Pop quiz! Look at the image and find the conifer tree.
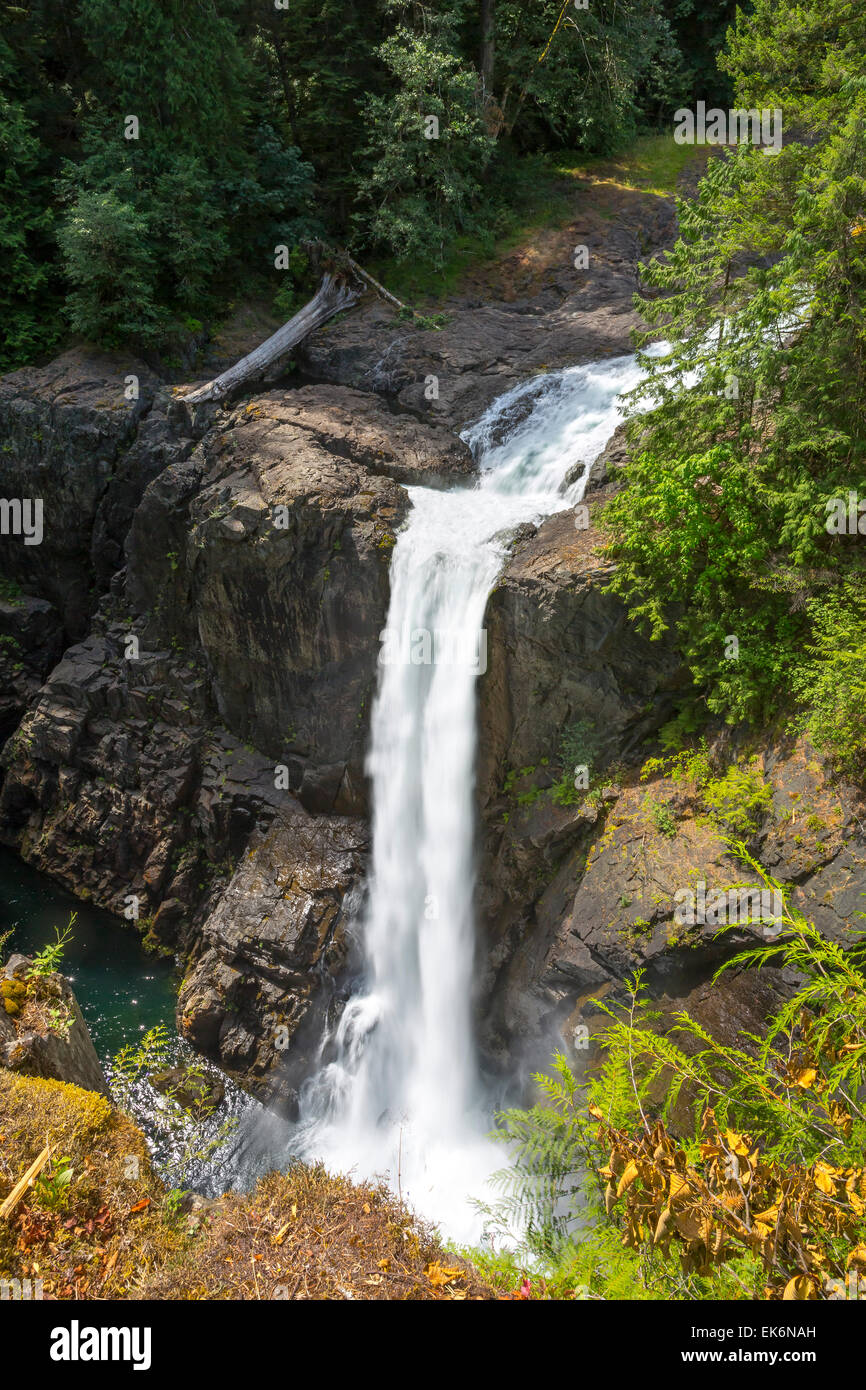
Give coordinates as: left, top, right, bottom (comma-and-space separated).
602, 0, 866, 733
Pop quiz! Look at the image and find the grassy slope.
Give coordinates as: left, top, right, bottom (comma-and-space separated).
0, 1070, 494, 1301
367, 135, 704, 307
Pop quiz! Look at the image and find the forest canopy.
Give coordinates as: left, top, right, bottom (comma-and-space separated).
0, 0, 737, 367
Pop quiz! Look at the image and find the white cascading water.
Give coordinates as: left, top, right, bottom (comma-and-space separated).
293, 348, 666, 1242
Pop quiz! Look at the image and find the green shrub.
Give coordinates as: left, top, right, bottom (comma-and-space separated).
58, 186, 169, 348
27, 918, 75, 979
792, 579, 866, 779
702, 759, 772, 838
478, 859, 866, 1300
650, 800, 677, 838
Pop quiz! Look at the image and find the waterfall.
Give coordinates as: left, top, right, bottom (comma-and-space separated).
293, 350, 660, 1242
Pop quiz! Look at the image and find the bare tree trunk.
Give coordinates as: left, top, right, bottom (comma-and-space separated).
480, 0, 495, 99
179, 273, 359, 406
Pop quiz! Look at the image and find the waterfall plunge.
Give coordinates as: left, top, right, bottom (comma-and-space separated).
293, 351, 661, 1242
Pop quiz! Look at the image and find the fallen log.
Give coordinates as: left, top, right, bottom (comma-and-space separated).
179, 271, 359, 406
0, 1144, 51, 1220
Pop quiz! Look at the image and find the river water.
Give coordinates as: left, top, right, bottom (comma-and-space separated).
0, 846, 176, 1056
0, 847, 259, 1192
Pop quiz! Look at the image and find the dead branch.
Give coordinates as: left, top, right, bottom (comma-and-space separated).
179, 271, 359, 406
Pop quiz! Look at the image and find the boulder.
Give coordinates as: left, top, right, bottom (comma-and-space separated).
245, 383, 476, 487
149, 1065, 225, 1113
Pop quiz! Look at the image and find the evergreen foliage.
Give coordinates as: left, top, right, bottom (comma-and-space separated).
354, 8, 495, 268
600, 0, 866, 758
0, 0, 745, 365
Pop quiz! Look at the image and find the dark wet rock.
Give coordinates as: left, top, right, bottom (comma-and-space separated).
0, 954, 109, 1096
0, 594, 64, 742
565, 419, 630, 493
0, 626, 286, 936
177, 806, 368, 1108
0, 350, 168, 638
492, 521, 538, 554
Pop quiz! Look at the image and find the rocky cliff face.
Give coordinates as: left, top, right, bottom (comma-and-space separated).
0, 361, 476, 1095
0, 594, 64, 744
3, 171, 863, 1109
126, 388, 421, 812
473, 496, 685, 1073
475, 523, 866, 1081
0, 351, 170, 638
177, 807, 368, 1111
